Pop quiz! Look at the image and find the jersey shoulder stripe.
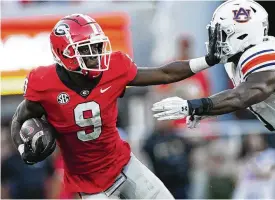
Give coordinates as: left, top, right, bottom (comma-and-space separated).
243, 62, 275, 80
240, 49, 274, 67
241, 49, 275, 75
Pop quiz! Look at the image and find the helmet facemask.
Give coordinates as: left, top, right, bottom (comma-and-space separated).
63, 35, 112, 73
206, 22, 236, 64
216, 23, 235, 63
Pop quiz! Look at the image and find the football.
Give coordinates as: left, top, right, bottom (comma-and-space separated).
20, 118, 57, 154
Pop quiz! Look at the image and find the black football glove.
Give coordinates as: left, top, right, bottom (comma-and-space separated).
205, 23, 221, 66
20, 137, 45, 165
20, 137, 56, 165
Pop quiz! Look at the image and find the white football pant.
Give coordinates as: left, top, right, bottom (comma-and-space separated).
80, 153, 174, 199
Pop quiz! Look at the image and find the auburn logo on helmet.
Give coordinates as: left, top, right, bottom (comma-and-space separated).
233, 7, 251, 23
54, 23, 70, 36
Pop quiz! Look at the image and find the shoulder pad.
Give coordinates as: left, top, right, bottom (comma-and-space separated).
238, 41, 275, 78
27, 64, 56, 92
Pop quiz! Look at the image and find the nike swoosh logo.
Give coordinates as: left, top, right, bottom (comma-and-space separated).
100, 86, 111, 93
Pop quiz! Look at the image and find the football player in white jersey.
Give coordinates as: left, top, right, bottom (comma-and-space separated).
152, 0, 275, 131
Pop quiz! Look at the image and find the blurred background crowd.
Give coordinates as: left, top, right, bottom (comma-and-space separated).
1, 0, 275, 199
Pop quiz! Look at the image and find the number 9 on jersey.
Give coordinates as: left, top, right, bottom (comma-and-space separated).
74, 101, 102, 141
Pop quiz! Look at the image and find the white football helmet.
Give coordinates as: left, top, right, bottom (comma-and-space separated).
207, 0, 269, 63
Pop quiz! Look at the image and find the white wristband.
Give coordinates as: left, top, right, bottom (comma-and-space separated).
18, 144, 25, 155
189, 57, 210, 73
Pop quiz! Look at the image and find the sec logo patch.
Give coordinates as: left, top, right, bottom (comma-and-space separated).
57, 92, 70, 104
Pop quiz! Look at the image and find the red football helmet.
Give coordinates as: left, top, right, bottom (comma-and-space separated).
50, 14, 112, 76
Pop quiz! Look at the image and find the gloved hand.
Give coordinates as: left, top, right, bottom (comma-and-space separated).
18, 137, 46, 165
152, 97, 190, 120
205, 23, 221, 66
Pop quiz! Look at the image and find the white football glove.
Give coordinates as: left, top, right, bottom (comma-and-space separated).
152, 97, 190, 121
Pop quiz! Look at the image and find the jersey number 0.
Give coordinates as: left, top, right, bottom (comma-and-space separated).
74, 101, 102, 141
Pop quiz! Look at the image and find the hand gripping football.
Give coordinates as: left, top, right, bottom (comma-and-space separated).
20, 118, 56, 154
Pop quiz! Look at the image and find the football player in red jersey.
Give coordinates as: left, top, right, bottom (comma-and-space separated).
11, 14, 220, 199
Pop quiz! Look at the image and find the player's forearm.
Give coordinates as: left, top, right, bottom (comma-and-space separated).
129, 57, 211, 86
204, 83, 271, 115
10, 100, 44, 149
128, 61, 194, 86
162, 57, 211, 83
11, 115, 24, 148
159, 60, 194, 83
189, 71, 275, 116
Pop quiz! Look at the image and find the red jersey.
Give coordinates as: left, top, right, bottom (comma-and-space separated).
23, 51, 137, 193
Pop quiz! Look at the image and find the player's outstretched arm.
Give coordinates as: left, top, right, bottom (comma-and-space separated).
11, 100, 45, 149
152, 71, 275, 121
128, 60, 195, 86
128, 24, 220, 86
128, 56, 217, 86
203, 71, 275, 115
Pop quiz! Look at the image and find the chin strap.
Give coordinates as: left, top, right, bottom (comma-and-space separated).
66, 65, 102, 79
81, 69, 102, 79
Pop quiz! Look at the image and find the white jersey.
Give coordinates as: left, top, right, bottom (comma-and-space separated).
224, 37, 275, 130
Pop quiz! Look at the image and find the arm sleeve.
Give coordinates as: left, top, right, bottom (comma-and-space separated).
23, 70, 41, 102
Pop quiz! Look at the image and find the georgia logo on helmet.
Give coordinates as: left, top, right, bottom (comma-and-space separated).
54, 23, 70, 36
206, 0, 268, 63
50, 14, 112, 77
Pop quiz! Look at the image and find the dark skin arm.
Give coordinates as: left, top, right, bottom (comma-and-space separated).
206, 71, 275, 115
127, 24, 220, 87
11, 99, 45, 148
128, 60, 194, 86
